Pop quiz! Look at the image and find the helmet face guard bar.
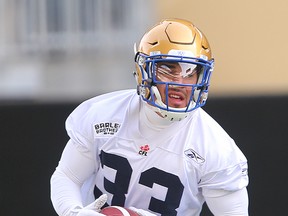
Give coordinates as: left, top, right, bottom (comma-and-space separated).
136, 53, 214, 113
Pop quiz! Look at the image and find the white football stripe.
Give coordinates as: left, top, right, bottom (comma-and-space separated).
113, 206, 131, 216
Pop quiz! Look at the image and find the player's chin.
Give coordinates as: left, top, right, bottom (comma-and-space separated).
167, 100, 187, 108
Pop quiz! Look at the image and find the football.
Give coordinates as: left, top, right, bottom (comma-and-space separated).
100, 206, 139, 216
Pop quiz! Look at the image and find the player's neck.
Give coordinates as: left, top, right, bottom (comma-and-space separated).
141, 102, 173, 128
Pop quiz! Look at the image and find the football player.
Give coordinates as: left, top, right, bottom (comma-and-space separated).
51, 18, 249, 216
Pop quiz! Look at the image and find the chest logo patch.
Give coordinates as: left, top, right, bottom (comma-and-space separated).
184, 149, 205, 164
94, 122, 121, 135
138, 144, 150, 156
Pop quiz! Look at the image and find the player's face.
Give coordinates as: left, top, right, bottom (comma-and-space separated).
155, 61, 198, 108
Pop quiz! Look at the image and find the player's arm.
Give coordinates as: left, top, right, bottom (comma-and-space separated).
204, 187, 249, 216
50, 139, 100, 216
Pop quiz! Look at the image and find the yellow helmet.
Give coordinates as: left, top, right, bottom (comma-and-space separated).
134, 18, 214, 121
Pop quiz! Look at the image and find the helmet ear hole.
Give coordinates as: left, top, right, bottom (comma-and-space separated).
200, 92, 208, 104
133, 70, 140, 92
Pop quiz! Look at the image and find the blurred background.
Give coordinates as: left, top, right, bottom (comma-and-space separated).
1, 0, 287, 215
1, 0, 288, 101
0, 0, 154, 101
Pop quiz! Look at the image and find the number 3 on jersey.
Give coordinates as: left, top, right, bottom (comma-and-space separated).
98, 151, 184, 215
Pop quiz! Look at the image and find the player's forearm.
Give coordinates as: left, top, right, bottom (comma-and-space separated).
50, 168, 83, 216
50, 140, 97, 216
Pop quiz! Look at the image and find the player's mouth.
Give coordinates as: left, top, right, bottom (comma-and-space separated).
168, 92, 186, 107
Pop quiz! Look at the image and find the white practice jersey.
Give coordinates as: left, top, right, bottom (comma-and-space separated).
64, 89, 248, 216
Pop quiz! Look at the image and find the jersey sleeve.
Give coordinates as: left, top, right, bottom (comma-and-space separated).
65, 89, 136, 151
65, 99, 96, 151
193, 110, 249, 194
200, 159, 248, 194
198, 137, 249, 195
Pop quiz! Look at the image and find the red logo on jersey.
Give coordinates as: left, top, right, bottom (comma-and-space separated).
139, 144, 150, 156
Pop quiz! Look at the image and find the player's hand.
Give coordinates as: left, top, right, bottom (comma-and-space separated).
75, 194, 107, 216
129, 207, 157, 216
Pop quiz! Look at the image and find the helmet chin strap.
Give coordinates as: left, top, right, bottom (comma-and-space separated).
150, 86, 195, 121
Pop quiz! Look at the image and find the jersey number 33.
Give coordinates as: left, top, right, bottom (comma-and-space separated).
94, 150, 184, 215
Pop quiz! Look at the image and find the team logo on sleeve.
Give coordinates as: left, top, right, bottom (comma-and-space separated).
94, 122, 121, 135
184, 149, 205, 164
